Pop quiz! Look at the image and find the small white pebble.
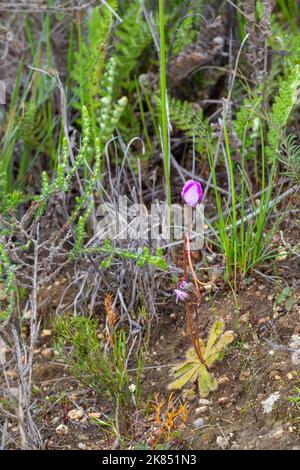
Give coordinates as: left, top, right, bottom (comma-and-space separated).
88, 412, 101, 419
196, 406, 208, 414
41, 348, 53, 359
193, 418, 204, 429
216, 436, 229, 449
198, 399, 210, 406
68, 408, 84, 420
273, 429, 284, 440
41, 329, 52, 338
56, 424, 69, 435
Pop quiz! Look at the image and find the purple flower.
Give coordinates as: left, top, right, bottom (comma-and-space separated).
179, 279, 188, 289
174, 288, 189, 302
181, 180, 203, 206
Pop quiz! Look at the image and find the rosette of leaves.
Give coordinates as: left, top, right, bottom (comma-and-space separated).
168, 320, 234, 397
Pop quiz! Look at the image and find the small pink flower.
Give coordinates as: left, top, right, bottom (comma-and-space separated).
181, 180, 203, 206
174, 288, 189, 302
179, 279, 188, 289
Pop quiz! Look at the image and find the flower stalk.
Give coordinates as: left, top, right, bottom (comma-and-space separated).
179, 180, 205, 364
183, 233, 205, 364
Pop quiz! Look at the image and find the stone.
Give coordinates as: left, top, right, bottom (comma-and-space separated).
88, 412, 101, 419
269, 370, 280, 379
23, 310, 32, 320
41, 329, 52, 338
195, 406, 208, 414
240, 313, 250, 323
294, 325, 300, 335
273, 429, 284, 440
218, 375, 229, 385
182, 388, 196, 401
0, 338, 8, 364
261, 392, 280, 414
290, 335, 300, 365
216, 436, 229, 449
193, 418, 205, 429
198, 399, 210, 406
78, 442, 86, 449
41, 348, 53, 359
258, 316, 270, 324
56, 424, 69, 435
218, 396, 229, 406
68, 408, 84, 420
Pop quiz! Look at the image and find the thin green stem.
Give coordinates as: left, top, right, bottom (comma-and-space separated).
159, 0, 171, 208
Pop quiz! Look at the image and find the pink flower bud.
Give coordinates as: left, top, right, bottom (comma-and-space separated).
181, 180, 203, 206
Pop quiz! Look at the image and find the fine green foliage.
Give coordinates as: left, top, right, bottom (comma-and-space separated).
167, 97, 209, 152
0, 244, 16, 322
17, 102, 38, 144
107, 2, 152, 141
98, 59, 128, 146
278, 133, 300, 184
82, 240, 169, 270
36, 105, 91, 219
266, 64, 300, 162
233, 94, 261, 161
54, 315, 136, 409
69, 202, 94, 261
71, 4, 115, 111
0, 188, 23, 215
208, 109, 280, 285
168, 320, 234, 397
170, 8, 199, 57
0, 14, 59, 197
71, 3, 128, 153
289, 382, 300, 411
100, 242, 168, 270
0, 60, 23, 197
274, 286, 297, 313
277, 0, 299, 31
0, 106, 95, 322
114, 2, 151, 90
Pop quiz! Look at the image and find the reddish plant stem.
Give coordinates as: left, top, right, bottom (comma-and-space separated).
186, 303, 202, 362
183, 235, 188, 280
183, 234, 205, 364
